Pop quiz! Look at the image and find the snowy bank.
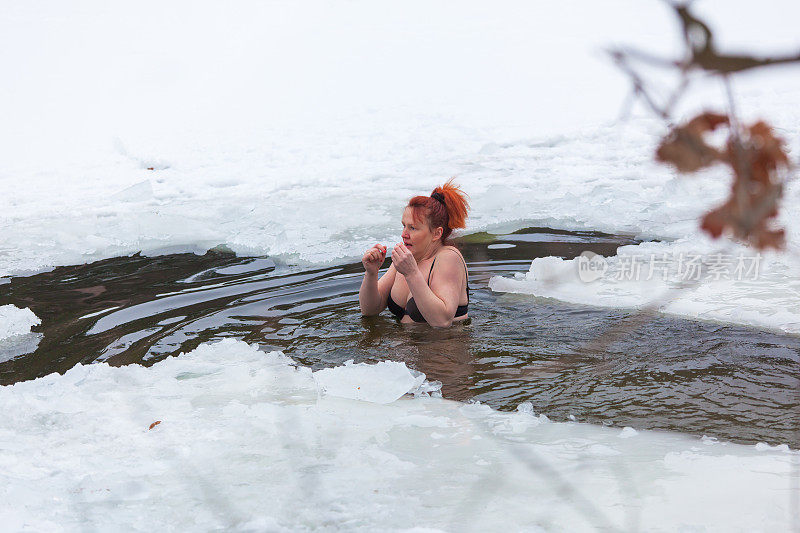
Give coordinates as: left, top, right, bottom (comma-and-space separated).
0, 340, 797, 531
0, 339, 796, 531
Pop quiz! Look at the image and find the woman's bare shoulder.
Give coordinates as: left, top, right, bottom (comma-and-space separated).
432, 247, 467, 275
437, 246, 466, 264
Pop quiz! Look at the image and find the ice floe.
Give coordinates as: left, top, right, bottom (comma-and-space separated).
0, 304, 40, 341
490, 237, 800, 335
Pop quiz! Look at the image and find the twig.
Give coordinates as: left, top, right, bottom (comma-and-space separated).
609, 50, 672, 122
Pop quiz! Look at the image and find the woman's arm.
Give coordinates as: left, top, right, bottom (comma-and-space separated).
359, 266, 396, 316
395, 246, 463, 327
359, 244, 395, 316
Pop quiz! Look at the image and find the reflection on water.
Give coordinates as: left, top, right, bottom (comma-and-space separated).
1, 227, 799, 446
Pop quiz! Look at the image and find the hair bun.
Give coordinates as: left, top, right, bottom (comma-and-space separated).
431, 191, 445, 204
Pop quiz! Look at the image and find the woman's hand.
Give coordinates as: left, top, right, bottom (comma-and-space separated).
391, 243, 418, 276
362, 244, 387, 275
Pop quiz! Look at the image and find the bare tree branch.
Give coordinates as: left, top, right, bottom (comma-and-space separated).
674, 4, 800, 75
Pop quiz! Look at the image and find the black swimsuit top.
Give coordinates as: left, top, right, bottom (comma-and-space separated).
387, 253, 469, 323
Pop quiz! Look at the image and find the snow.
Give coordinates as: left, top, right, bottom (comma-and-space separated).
0, 339, 796, 531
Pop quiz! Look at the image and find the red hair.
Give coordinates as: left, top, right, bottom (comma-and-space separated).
407, 179, 469, 243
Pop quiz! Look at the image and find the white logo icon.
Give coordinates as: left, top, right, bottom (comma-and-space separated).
576, 251, 607, 282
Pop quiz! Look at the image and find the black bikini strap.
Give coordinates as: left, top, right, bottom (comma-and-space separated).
426, 257, 436, 285
464, 262, 470, 303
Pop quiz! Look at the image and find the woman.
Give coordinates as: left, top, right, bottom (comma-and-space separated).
359, 180, 470, 327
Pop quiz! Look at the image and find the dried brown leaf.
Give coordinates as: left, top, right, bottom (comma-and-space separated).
658, 114, 789, 250
656, 112, 729, 172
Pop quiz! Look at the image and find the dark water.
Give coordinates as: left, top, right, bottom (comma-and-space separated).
2, 227, 799, 447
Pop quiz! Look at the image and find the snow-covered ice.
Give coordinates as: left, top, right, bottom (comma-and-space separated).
0, 339, 796, 532
0, 0, 798, 270
490, 236, 800, 334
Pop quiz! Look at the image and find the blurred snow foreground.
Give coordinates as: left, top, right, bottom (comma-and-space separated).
0, 339, 796, 532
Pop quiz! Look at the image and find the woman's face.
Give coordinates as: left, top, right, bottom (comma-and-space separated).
401, 207, 442, 260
